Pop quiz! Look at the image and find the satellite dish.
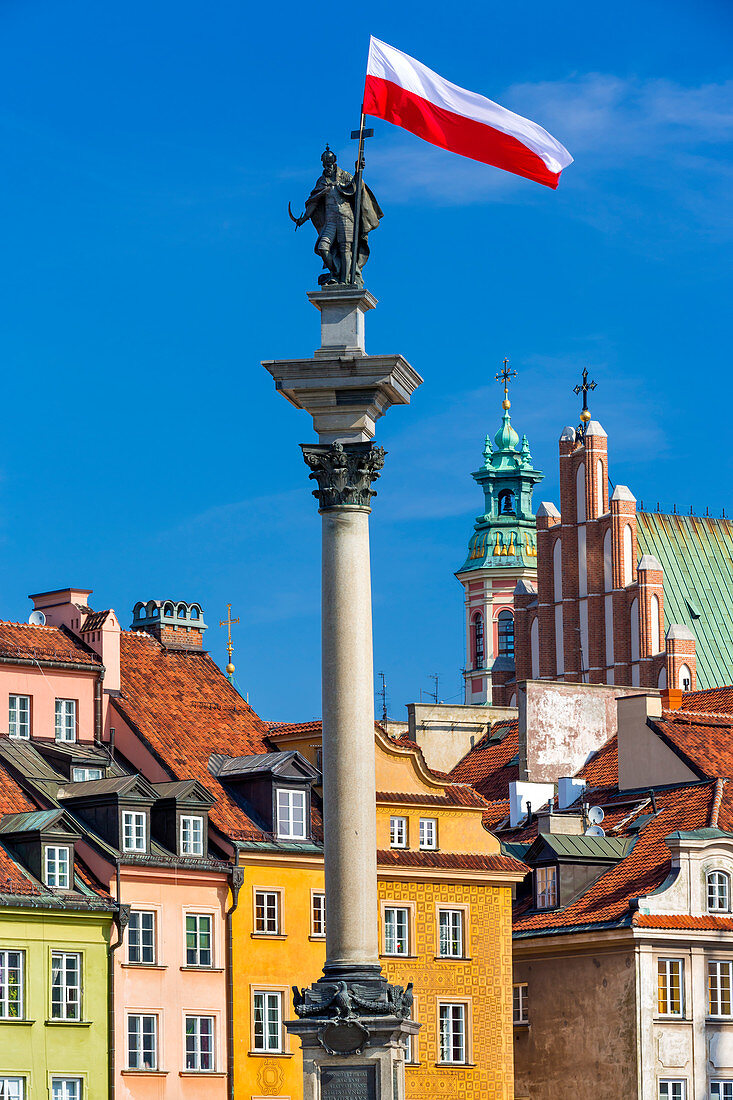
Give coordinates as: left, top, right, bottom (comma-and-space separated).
588, 805, 605, 825
585, 824, 606, 837
28, 610, 46, 626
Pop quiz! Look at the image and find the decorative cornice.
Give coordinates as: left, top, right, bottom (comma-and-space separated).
301, 442, 386, 511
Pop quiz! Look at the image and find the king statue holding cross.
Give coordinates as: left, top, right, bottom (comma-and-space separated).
289, 143, 383, 288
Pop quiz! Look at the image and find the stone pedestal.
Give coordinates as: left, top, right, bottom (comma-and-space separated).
262, 285, 422, 1099
288, 1015, 420, 1100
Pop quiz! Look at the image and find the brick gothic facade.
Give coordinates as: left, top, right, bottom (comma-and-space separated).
506, 420, 696, 701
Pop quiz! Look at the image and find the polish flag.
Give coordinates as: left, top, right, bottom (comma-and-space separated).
363, 37, 573, 189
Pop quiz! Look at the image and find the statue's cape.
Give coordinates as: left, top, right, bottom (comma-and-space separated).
304, 169, 383, 266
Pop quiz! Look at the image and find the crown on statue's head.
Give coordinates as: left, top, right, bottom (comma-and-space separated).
321, 144, 337, 168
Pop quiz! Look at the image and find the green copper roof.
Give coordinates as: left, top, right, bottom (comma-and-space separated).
636, 511, 733, 689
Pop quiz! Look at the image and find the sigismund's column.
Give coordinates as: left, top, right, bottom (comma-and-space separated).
263, 282, 421, 1100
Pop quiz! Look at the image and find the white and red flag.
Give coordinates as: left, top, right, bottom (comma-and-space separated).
363, 37, 573, 189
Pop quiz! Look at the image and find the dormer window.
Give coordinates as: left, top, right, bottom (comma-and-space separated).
276, 789, 307, 840
45, 845, 71, 889
72, 767, 104, 782
180, 815, 204, 856
535, 865, 557, 909
708, 871, 730, 912
122, 811, 147, 853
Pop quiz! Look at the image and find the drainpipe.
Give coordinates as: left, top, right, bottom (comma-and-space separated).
94, 666, 105, 744
226, 864, 245, 1100
108, 862, 130, 1100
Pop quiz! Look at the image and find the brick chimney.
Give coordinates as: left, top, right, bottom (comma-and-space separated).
131, 600, 207, 650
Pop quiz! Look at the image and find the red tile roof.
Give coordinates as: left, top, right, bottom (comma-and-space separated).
0, 766, 42, 896
652, 716, 733, 780
376, 786, 487, 809
682, 685, 733, 713
116, 632, 276, 841
449, 721, 519, 803
633, 913, 733, 931
377, 849, 528, 876
268, 721, 323, 736
514, 781, 717, 935
0, 623, 100, 666
577, 736, 619, 788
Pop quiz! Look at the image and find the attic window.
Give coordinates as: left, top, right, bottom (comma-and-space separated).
45, 846, 71, 889
535, 865, 557, 909
122, 811, 147, 853
180, 815, 204, 857
276, 789, 307, 840
708, 871, 730, 913
72, 767, 104, 782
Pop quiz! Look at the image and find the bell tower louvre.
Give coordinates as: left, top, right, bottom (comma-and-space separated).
455, 364, 543, 706
513, 377, 697, 693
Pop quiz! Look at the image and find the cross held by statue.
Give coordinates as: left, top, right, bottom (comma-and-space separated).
496, 358, 517, 411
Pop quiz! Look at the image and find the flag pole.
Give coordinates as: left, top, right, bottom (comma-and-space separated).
348, 107, 366, 287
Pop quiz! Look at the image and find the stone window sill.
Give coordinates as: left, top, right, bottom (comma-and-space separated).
45, 1019, 93, 1027
121, 963, 167, 970
121, 1070, 168, 1076
248, 1051, 294, 1058
434, 956, 472, 962
381, 954, 418, 960
180, 966, 225, 972
250, 933, 287, 940
435, 1062, 476, 1069
513, 1022, 530, 1029
0, 1018, 34, 1025
179, 1071, 227, 1077
653, 1016, 691, 1024
309, 934, 326, 942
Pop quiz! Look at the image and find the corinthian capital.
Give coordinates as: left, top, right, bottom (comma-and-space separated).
300, 442, 386, 511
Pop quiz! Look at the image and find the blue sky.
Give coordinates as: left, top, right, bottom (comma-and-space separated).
0, 0, 731, 719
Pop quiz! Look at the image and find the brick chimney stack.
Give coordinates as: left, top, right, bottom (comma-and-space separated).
131, 600, 207, 650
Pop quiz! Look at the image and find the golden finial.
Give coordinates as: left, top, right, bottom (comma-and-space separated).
496, 358, 517, 411
574, 368, 597, 432
219, 603, 240, 682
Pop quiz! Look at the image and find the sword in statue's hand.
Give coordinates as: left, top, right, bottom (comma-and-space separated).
288, 202, 306, 231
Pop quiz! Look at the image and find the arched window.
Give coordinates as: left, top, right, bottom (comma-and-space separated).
177, 604, 187, 619
630, 599, 640, 662
497, 611, 515, 658
163, 603, 174, 618
472, 612, 484, 670
133, 602, 145, 621
650, 594, 660, 654
553, 538, 563, 601
603, 529, 612, 593
708, 871, 730, 912
596, 459, 605, 515
679, 663, 692, 691
658, 667, 667, 689
498, 489, 515, 515
530, 617, 539, 679
146, 601, 156, 619
576, 463, 586, 522
623, 524, 633, 587
189, 605, 200, 620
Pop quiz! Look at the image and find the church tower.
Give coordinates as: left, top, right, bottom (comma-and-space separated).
455, 366, 543, 706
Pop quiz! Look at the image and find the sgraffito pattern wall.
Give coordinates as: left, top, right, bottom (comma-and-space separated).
378, 877, 514, 1100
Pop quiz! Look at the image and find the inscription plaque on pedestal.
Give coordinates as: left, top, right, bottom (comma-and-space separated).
320, 1064, 377, 1100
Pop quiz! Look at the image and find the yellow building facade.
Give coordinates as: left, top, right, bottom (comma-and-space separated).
234, 725, 524, 1100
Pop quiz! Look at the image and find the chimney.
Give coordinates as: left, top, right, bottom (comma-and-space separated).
131, 600, 207, 650
29, 588, 94, 633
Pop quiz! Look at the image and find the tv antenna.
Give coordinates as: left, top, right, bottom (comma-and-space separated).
377, 672, 388, 723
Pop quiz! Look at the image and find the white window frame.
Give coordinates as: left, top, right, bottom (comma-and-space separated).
658, 958, 685, 1017
390, 816, 407, 849
254, 891, 280, 935
71, 767, 104, 782
185, 912, 213, 967
709, 960, 733, 1018
438, 910, 464, 958
535, 865, 558, 909
51, 1081, 82, 1100
439, 1002, 467, 1065
127, 910, 156, 965
711, 1083, 733, 1100
276, 788, 307, 840
384, 906, 409, 956
50, 951, 81, 1021
708, 871, 731, 913
185, 1014, 215, 1071
180, 815, 205, 856
54, 699, 77, 742
659, 1082, 686, 1100
127, 1012, 158, 1070
311, 892, 326, 937
8, 695, 30, 740
419, 818, 437, 850
252, 990, 283, 1053
0, 950, 23, 1018
45, 846, 71, 889
0, 1080, 25, 1100
122, 811, 147, 853
513, 982, 528, 1024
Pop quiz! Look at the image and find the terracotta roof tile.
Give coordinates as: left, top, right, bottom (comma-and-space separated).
376, 785, 487, 808
116, 632, 275, 841
652, 716, 733, 779
633, 913, 733, 931
0, 766, 41, 896
514, 781, 716, 935
268, 721, 323, 736
377, 849, 528, 875
0, 623, 100, 666
577, 736, 619, 787
682, 685, 733, 713
449, 721, 519, 803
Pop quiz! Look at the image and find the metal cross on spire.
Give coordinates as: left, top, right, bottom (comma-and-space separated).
219, 603, 240, 683
496, 357, 518, 411
573, 368, 597, 435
